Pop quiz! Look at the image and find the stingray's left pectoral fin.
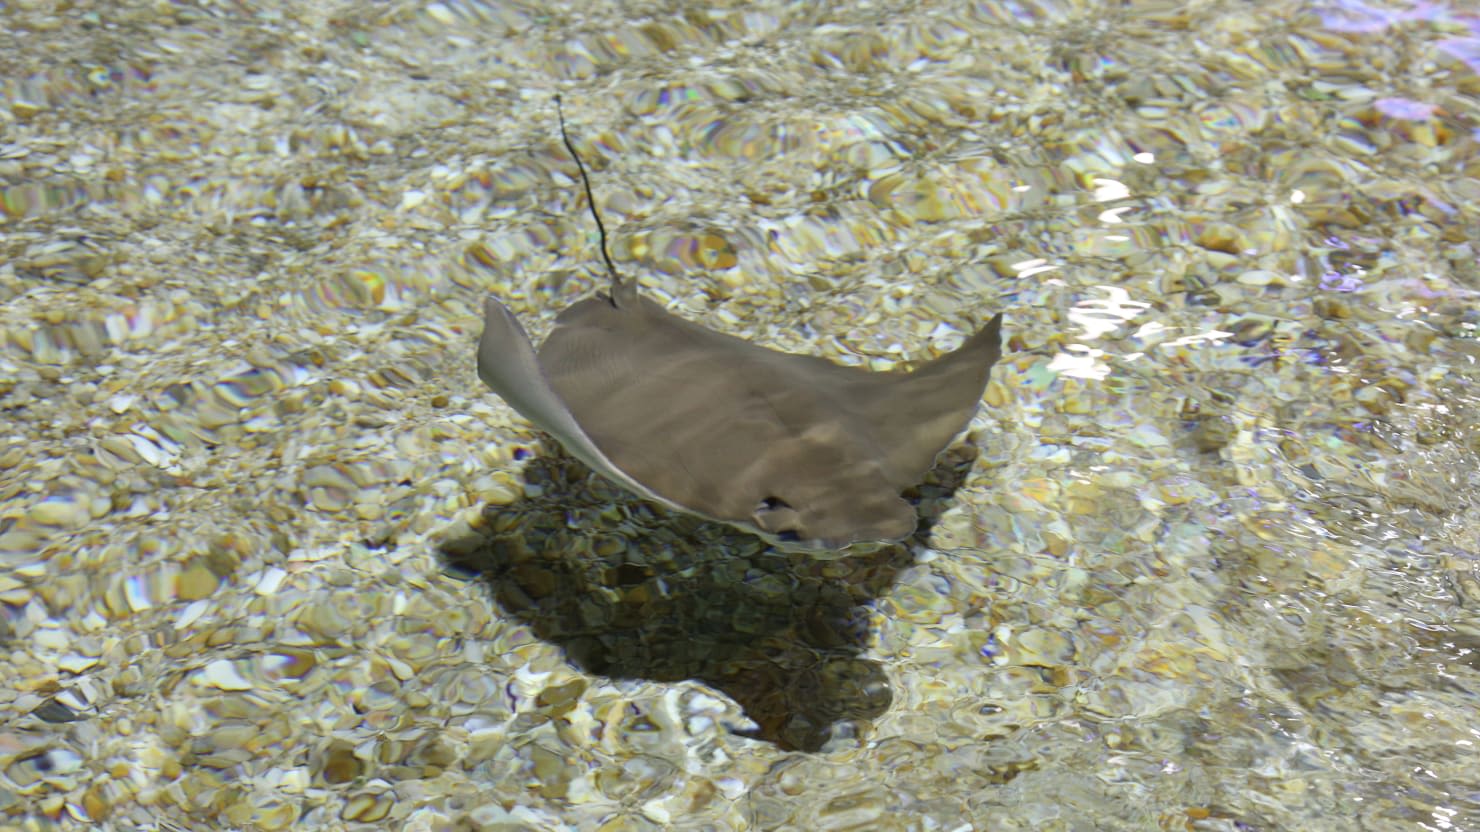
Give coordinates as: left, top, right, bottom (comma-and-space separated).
849, 310, 1006, 489
476, 297, 683, 511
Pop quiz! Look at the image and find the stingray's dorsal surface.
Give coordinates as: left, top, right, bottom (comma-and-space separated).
475, 98, 1005, 553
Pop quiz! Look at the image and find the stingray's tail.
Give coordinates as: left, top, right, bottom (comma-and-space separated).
555, 95, 636, 308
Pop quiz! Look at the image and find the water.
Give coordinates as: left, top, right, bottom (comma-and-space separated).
1, 0, 1478, 829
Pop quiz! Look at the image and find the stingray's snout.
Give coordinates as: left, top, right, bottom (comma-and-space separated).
797, 496, 917, 553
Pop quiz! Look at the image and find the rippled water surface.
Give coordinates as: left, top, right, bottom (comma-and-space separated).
3, 0, 1480, 829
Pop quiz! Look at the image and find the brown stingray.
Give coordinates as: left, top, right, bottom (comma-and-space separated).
476, 99, 1004, 554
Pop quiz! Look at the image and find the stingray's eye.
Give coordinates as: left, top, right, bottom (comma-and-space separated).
751, 496, 802, 536
775, 530, 801, 543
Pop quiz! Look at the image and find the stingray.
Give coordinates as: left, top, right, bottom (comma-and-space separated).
476, 98, 1004, 553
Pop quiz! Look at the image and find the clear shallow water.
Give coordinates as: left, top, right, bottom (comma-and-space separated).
2, 0, 1479, 829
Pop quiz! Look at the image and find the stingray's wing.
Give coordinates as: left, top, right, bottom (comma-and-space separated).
836, 312, 1004, 488
530, 297, 1001, 548
540, 296, 899, 525
475, 297, 687, 512
538, 297, 800, 521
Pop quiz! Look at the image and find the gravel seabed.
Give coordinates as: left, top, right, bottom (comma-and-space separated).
3, 1, 1480, 830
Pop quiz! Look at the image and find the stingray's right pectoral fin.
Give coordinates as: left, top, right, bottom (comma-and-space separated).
476, 297, 681, 510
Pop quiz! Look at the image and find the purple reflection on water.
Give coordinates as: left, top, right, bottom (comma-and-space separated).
1320, 271, 1365, 292
1438, 38, 1480, 74
979, 634, 1000, 660
1319, 2, 1394, 32
1375, 97, 1439, 121
1298, 348, 1329, 366
1318, 0, 1444, 32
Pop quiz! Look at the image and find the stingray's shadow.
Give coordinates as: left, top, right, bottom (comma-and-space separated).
437, 442, 978, 752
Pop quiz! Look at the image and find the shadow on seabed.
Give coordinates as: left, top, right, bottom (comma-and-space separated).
437, 440, 981, 751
